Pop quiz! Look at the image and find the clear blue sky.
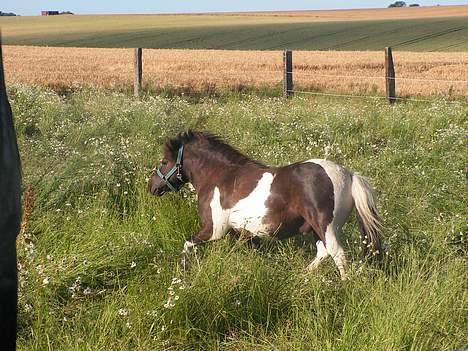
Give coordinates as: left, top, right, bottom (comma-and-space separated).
2, 0, 467, 16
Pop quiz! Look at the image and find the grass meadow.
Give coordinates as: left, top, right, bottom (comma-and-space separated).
1, 10, 468, 51
11, 85, 467, 350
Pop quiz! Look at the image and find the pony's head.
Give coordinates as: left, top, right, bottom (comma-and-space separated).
148, 130, 265, 196
148, 135, 187, 196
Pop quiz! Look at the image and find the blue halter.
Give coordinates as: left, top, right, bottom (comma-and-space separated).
156, 145, 185, 192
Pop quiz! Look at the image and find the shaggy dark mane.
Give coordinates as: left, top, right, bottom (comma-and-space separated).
165, 130, 266, 167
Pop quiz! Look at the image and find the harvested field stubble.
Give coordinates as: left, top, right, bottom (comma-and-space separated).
4, 46, 468, 97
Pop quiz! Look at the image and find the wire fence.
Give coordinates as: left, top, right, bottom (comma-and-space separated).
130, 47, 467, 104
279, 48, 467, 104
290, 70, 467, 105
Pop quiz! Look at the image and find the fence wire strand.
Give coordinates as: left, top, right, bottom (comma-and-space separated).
288, 72, 468, 84
290, 90, 468, 105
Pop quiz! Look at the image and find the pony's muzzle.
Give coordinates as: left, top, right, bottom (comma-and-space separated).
148, 178, 166, 196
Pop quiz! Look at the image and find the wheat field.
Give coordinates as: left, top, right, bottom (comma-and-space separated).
4, 46, 468, 97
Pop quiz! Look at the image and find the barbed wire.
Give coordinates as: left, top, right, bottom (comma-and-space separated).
292, 72, 385, 80
288, 71, 468, 84
134, 68, 468, 85
388, 77, 468, 83
147, 70, 468, 84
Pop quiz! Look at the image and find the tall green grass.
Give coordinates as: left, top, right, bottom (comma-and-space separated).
12, 86, 467, 350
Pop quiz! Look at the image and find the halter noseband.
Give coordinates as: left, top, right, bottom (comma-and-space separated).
156, 145, 185, 192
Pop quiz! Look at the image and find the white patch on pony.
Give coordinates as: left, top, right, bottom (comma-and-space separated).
208, 172, 275, 240
229, 172, 274, 237
305, 159, 353, 226
210, 187, 230, 240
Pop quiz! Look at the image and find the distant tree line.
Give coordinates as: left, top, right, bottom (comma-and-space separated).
388, 1, 420, 7
41, 10, 74, 16
0, 11, 17, 16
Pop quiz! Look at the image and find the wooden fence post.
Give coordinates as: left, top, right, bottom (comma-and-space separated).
385, 47, 396, 104
283, 50, 293, 98
134, 48, 142, 97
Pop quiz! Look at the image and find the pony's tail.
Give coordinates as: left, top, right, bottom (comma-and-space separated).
351, 174, 382, 258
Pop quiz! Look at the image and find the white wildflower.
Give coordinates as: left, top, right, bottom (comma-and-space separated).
118, 308, 128, 316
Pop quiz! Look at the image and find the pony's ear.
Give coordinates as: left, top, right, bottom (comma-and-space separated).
179, 129, 194, 141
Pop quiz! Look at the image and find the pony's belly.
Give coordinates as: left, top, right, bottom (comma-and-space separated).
229, 211, 272, 237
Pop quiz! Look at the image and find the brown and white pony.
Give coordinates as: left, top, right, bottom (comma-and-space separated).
0, 41, 22, 350
148, 131, 382, 279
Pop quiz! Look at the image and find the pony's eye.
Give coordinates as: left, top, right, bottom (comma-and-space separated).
161, 160, 168, 165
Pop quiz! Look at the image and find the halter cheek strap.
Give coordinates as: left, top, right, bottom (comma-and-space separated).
156, 145, 184, 192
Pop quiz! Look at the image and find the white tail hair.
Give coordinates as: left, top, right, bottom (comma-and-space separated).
351, 174, 382, 256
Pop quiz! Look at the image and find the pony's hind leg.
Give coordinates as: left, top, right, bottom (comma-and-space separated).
301, 207, 347, 279
300, 210, 330, 272
306, 240, 329, 271
325, 225, 348, 280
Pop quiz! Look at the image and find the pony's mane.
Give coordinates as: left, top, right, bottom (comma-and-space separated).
165, 130, 266, 167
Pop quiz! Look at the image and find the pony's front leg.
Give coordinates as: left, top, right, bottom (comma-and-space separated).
180, 225, 225, 270
180, 188, 229, 270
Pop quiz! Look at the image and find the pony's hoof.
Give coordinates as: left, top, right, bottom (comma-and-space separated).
306, 263, 319, 272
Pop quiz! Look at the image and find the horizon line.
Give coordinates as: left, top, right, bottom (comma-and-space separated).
7, 4, 468, 17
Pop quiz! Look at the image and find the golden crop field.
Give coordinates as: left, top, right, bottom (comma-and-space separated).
4, 46, 468, 98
